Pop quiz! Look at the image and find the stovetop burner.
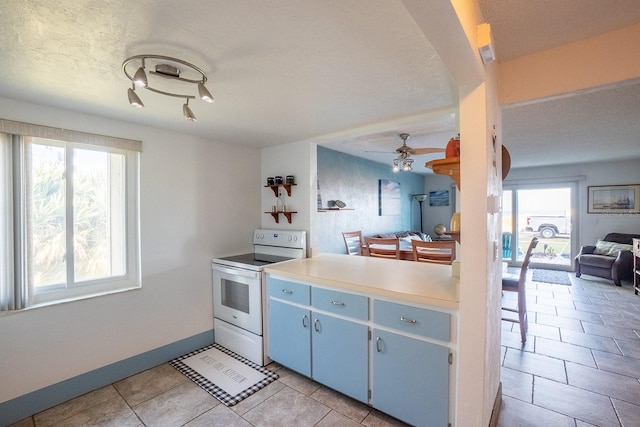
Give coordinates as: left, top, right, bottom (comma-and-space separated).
216, 253, 294, 267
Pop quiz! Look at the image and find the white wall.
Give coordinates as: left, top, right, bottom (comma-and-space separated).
506, 159, 640, 246
0, 97, 261, 403
261, 141, 317, 254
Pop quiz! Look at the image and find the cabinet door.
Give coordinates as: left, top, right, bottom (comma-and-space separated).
311, 312, 368, 402
268, 299, 311, 376
372, 328, 449, 427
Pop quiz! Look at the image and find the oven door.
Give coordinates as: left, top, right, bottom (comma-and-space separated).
212, 263, 262, 335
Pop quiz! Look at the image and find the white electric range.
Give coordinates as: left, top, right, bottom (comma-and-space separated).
211, 229, 306, 365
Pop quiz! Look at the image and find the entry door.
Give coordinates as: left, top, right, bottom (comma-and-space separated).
502, 186, 574, 269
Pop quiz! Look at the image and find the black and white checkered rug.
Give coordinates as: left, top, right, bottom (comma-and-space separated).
170, 343, 278, 406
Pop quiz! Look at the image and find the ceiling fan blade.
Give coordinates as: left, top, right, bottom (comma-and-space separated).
410, 148, 445, 155
365, 150, 395, 154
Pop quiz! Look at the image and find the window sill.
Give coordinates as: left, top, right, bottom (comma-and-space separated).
0, 285, 142, 317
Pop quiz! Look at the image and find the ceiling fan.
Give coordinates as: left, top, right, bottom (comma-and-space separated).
367, 133, 445, 172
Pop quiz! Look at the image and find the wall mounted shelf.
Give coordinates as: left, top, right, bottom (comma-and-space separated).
425, 157, 460, 190
265, 183, 296, 197
265, 211, 297, 223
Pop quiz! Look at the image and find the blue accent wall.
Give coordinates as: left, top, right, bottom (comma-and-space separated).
317, 146, 426, 254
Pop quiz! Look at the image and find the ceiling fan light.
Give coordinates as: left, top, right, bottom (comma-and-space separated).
133, 66, 148, 87
198, 82, 214, 103
183, 100, 197, 122
392, 159, 400, 173
127, 87, 144, 108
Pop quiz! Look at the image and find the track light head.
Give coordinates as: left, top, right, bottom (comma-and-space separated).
133, 66, 148, 87
198, 82, 214, 103
127, 87, 144, 108
183, 99, 197, 122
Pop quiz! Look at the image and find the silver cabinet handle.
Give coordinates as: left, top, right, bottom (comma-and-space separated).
282, 289, 293, 294
376, 336, 382, 352
302, 315, 308, 328
314, 318, 320, 332
400, 316, 417, 324
331, 300, 345, 306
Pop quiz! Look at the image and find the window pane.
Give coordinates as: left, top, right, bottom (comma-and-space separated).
73, 148, 126, 282
28, 143, 67, 288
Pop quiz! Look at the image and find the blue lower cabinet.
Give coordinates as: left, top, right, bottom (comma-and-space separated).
311, 312, 368, 402
372, 328, 449, 427
268, 299, 311, 377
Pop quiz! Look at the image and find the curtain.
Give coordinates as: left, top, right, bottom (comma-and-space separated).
0, 133, 26, 311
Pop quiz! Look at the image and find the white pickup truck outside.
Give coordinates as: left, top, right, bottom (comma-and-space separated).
525, 215, 570, 238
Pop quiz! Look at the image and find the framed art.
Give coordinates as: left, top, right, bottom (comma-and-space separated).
588, 184, 640, 214
378, 179, 401, 216
429, 190, 449, 207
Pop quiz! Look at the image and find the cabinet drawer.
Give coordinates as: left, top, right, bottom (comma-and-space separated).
312, 288, 368, 320
374, 300, 450, 341
267, 277, 310, 305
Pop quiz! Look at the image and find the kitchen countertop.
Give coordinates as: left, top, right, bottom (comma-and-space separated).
264, 253, 459, 309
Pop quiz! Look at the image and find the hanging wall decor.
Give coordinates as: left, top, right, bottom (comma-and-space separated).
588, 184, 640, 214
429, 190, 450, 207
378, 179, 401, 216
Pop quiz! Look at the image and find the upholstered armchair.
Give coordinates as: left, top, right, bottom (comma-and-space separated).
575, 232, 640, 286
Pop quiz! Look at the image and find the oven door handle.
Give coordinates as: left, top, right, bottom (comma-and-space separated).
212, 265, 259, 279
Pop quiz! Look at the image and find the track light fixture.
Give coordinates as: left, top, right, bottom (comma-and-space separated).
127, 84, 144, 108
198, 82, 214, 103
122, 54, 214, 121
183, 99, 197, 122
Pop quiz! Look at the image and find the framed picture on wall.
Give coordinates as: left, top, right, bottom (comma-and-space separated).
588, 184, 640, 214
429, 190, 449, 207
378, 179, 401, 216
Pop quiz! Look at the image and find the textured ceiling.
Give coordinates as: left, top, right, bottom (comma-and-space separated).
478, 0, 640, 171
0, 1, 638, 174
503, 81, 640, 169
0, 0, 457, 170
477, 0, 640, 61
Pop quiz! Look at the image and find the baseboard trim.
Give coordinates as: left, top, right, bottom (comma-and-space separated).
489, 381, 503, 427
0, 329, 214, 426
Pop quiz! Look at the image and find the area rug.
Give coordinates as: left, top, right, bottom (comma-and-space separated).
532, 268, 572, 285
170, 343, 278, 406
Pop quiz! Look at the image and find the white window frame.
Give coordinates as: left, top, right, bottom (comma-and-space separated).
0, 119, 141, 310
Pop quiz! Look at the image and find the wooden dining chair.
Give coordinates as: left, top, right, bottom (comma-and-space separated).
411, 240, 456, 265
364, 237, 400, 259
502, 237, 538, 343
342, 231, 364, 256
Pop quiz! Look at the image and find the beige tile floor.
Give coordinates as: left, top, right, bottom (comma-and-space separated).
11, 273, 640, 426
498, 273, 640, 427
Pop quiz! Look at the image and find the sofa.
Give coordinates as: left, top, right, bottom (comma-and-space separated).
370, 230, 425, 240
575, 232, 640, 286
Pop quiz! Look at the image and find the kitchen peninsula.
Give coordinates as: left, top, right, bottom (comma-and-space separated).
264, 254, 459, 427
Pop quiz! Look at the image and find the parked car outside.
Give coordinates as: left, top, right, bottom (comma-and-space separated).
524, 215, 571, 238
